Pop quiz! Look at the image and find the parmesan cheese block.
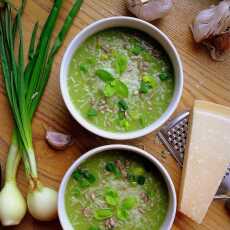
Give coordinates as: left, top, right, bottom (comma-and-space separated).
179, 100, 230, 224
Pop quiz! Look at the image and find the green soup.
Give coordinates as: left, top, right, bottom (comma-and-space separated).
68, 28, 174, 132
65, 151, 169, 230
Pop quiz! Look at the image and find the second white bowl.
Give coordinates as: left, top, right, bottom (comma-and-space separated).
58, 144, 177, 230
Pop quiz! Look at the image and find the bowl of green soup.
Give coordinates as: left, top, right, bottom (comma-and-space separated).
58, 144, 177, 230
60, 16, 183, 139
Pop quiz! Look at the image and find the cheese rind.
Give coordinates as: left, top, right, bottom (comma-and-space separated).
179, 100, 230, 224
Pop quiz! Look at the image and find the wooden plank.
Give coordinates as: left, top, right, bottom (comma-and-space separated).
0, 0, 229, 229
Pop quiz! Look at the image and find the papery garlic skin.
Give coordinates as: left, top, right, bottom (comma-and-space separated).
191, 0, 230, 43
127, 0, 173, 22
206, 32, 230, 61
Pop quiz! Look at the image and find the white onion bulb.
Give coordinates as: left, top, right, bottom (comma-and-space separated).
27, 186, 58, 221
0, 181, 26, 226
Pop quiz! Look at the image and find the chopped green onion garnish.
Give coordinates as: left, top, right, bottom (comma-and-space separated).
87, 108, 97, 117
105, 162, 121, 177
159, 72, 169, 81
139, 80, 152, 94
137, 175, 146, 185
121, 197, 137, 210
114, 53, 128, 75
73, 188, 81, 197
118, 99, 128, 111
96, 69, 114, 82
79, 63, 87, 73
131, 44, 143, 55
88, 226, 101, 230
119, 119, 129, 129
104, 188, 119, 206
103, 83, 116, 97
111, 79, 129, 98
117, 208, 129, 221
94, 208, 113, 220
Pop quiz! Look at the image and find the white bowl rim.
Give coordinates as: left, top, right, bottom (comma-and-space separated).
58, 144, 177, 230
60, 16, 183, 140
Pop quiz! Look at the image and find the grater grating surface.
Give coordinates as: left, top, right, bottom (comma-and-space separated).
157, 111, 230, 199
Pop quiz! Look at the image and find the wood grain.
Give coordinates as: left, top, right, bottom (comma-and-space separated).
0, 0, 230, 229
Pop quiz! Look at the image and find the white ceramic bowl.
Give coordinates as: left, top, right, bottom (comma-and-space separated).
60, 16, 183, 140
58, 144, 177, 230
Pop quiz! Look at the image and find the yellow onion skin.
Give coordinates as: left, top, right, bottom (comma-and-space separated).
0, 181, 27, 226
27, 186, 58, 221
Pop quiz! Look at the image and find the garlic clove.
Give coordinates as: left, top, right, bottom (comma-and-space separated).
45, 130, 73, 150
127, 0, 173, 22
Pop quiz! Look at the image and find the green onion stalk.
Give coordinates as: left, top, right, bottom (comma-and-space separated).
0, 0, 83, 225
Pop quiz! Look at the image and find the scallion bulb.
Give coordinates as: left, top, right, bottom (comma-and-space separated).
0, 181, 26, 226
27, 184, 57, 221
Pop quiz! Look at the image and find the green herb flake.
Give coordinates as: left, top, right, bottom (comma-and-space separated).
117, 208, 129, 221
72, 169, 83, 181
78, 179, 90, 188
119, 119, 129, 129
115, 53, 128, 75
104, 188, 119, 206
111, 79, 129, 98
127, 173, 136, 183
72, 187, 81, 197
105, 162, 121, 177
130, 166, 145, 175
87, 108, 97, 117
137, 175, 146, 185
94, 208, 113, 220
82, 170, 96, 184
88, 226, 101, 230
143, 75, 158, 88
122, 196, 137, 210
159, 72, 169, 81
131, 44, 143, 55
147, 191, 155, 198
103, 83, 116, 97
139, 80, 152, 94
105, 162, 116, 172
96, 69, 114, 82
79, 63, 87, 73
118, 99, 128, 111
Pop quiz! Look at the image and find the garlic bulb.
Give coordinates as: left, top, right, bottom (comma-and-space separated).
191, 0, 230, 61
127, 0, 173, 22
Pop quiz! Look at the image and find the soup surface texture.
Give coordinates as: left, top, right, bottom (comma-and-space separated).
68, 28, 174, 132
65, 151, 169, 230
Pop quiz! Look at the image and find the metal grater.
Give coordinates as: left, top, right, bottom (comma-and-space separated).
157, 111, 230, 199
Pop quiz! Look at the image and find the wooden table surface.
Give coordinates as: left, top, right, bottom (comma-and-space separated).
0, 0, 230, 229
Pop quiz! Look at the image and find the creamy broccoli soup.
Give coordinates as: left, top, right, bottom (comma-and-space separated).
68, 28, 174, 132
65, 151, 169, 230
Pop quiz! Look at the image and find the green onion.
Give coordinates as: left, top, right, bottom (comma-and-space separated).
0, 0, 83, 225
